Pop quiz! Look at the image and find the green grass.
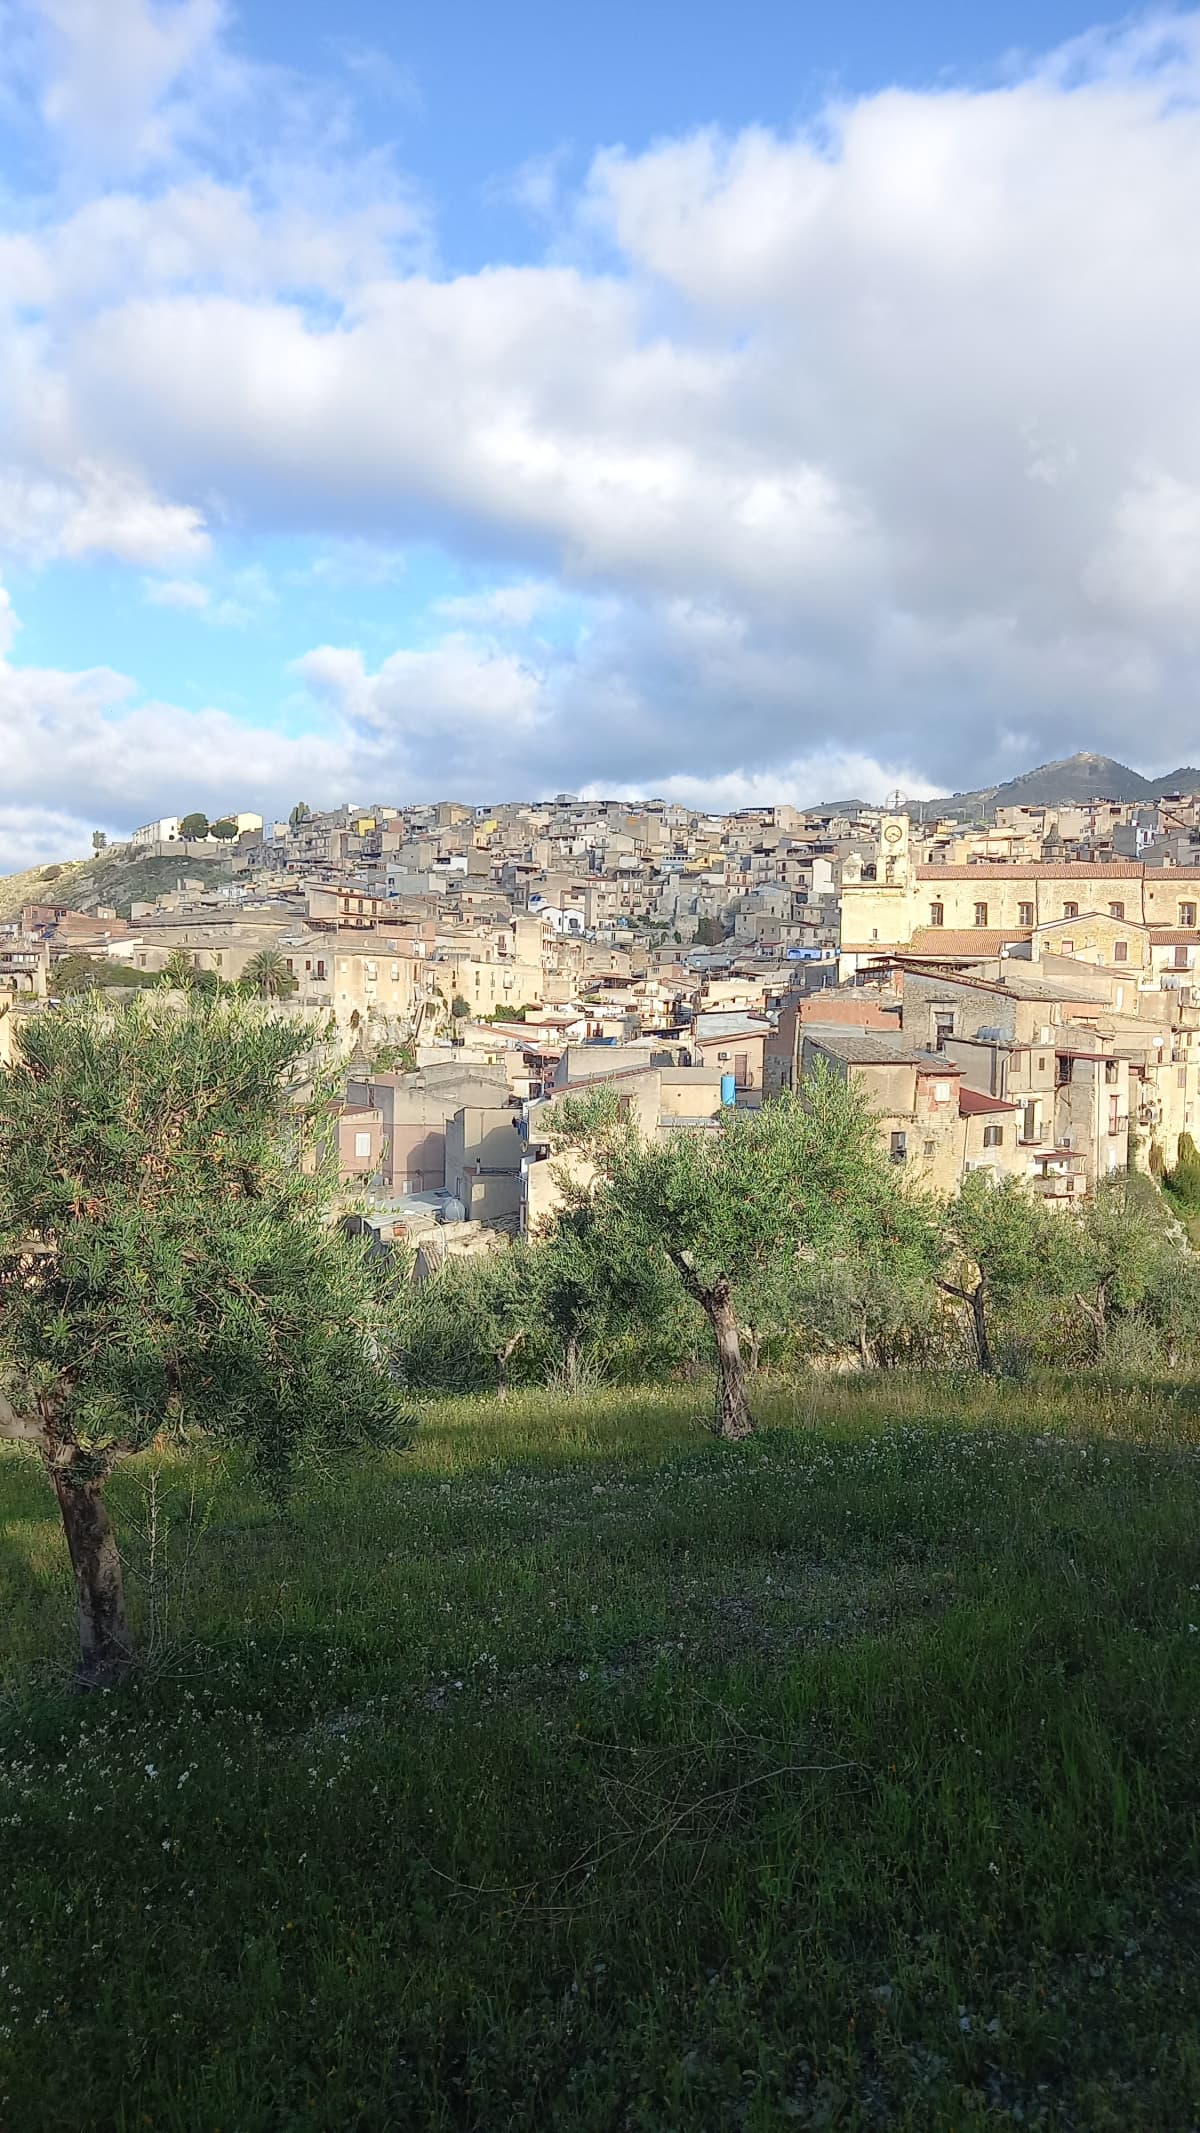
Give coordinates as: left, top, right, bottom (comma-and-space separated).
3, 1376, 1200, 2131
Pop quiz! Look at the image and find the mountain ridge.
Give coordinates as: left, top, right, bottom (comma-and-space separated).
820, 752, 1200, 819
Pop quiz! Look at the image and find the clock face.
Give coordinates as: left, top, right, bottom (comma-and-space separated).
883, 822, 903, 844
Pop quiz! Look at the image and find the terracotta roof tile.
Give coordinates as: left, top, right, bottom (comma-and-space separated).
904, 928, 1032, 955
958, 1087, 1019, 1115
915, 862, 1147, 880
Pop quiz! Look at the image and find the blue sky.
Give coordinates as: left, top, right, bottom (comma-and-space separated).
1, 0, 1200, 865
238, 0, 1111, 268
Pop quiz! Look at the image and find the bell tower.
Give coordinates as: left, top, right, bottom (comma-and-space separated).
879, 814, 910, 888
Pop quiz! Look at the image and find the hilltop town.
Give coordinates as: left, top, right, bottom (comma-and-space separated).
4, 766, 1200, 1256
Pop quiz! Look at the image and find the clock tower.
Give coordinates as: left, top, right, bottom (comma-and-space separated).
879, 814, 910, 887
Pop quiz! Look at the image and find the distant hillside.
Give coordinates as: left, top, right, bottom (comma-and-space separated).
0, 858, 91, 923
0, 846, 235, 924
852, 753, 1200, 823
907, 753, 1150, 821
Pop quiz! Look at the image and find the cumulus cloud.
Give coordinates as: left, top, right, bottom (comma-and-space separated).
0, 577, 347, 866
4, 4, 1200, 825
0, 805, 104, 875
34, 0, 225, 174
604, 755, 941, 814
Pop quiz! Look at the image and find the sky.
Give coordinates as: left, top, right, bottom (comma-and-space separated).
2, 0, 1200, 867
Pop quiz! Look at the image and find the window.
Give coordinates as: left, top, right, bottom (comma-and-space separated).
1038, 1056, 1047, 1074
933, 1011, 954, 1051
354, 1131, 371, 1160
1113, 940, 1128, 963
1061, 940, 1075, 956
983, 1124, 1003, 1148
364, 961, 377, 981
973, 902, 989, 927
1018, 902, 1034, 927
934, 1081, 951, 1103
1022, 1101, 1037, 1142
1109, 902, 1125, 920
929, 901, 944, 927
1105, 1060, 1119, 1085
316, 960, 326, 980
1063, 901, 1078, 920
1109, 1095, 1120, 1135
1179, 1067, 1187, 1090
924, 1139, 936, 1159
1181, 903, 1197, 928
890, 1131, 907, 1163
1175, 946, 1189, 970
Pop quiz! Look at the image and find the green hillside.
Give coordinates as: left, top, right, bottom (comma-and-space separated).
0, 846, 235, 923
4, 1377, 1200, 2130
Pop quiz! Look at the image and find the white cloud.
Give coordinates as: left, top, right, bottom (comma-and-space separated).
57, 472, 210, 567
295, 635, 546, 740
0, 577, 345, 853
434, 581, 555, 628
0, 578, 18, 657
5, 8, 1200, 809
144, 575, 210, 609
0, 805, 101, 875
304, 539, 408, 588
34, 0, 226, 173
607, 754, 941, 814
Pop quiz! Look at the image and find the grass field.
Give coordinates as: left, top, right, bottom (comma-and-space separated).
2, 1376, 1199, 2131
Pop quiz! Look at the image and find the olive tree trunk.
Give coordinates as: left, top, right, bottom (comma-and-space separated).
708, 1280, 753, 1438
51, 1470, 133, 1688
669, 1252, 753, 1438
939, 1276, 993, 1375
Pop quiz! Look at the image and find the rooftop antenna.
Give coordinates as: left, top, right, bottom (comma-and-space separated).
887, 789, 907, 814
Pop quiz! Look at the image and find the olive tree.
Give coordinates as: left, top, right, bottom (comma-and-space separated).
941, 1172, 1077, 1372
0, 995, 401, 1685
552, 1067, 935, 1437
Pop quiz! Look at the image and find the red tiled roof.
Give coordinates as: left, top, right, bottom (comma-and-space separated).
958, 1087, 1019, 1115
904, 929, 1032, 955
915, 862, 1147, 880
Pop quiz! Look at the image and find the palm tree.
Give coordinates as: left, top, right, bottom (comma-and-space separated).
243, 948, 298, 999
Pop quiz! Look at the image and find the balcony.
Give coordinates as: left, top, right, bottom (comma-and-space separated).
1031, 1171, 1088, 1202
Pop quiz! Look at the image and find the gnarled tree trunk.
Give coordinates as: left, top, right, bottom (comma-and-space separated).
708, 1280, 752, 1438
670, 1252, 753, 1438
50, 1469, 132, 1688
938, 1276, 993, 1374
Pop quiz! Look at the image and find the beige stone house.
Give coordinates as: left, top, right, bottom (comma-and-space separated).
341, 1059, 510, 1193
522, 1059, 725, 1232
840, 815, 1200, 974
799, 1028, 1029, 1194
